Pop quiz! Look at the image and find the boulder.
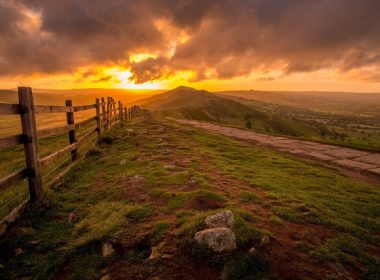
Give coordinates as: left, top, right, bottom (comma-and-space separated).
194, 227, 237, 253
205, 210, 235, 228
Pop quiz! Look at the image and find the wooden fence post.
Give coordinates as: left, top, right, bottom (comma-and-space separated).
101, 97, 106, 124
124, 107, 127, 120
65, 100, 77, 161
18, 87, 43, 201
95, 98, 102, 144
113, 98, 116, 119
118, 101, 122, 120
108, 97, 111, 126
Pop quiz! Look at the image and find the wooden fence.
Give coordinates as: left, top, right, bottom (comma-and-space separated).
0, 87, 141, 234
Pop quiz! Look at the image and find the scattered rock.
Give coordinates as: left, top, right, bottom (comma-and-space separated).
161, 254, 174, 259
14, 248, 24, 256
260, 235, 270, 247
127, 128, 137, 136
205, 210, 235, 228
28, 240, 41, 245
119, 159, 127, 165
194, 227, 237, 253
164, 164, 176, 170
67, 212, 75, 223
100, 274, 111, 280
248, 247, 257, 255
102, 243, 115, 257
188, 179, 197, 186
148, 246, 160, 260
129, 175, 145, 185
147, 241, 175, 260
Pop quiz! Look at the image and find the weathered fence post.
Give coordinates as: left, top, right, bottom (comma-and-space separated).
107, 97, 111, 126
113, 98, 116, 119
101, 97, 106, 124
18, 87, 43, 201
124, 107, 128, 120
95, 98, 102, 144
65, 100, 77, 161
118, 101, 122, 120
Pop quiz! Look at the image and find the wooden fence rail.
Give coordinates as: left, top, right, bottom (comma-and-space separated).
0, 87, 141, 234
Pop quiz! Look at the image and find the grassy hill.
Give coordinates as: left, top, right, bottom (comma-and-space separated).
1, 113, 379, 279
140, 86, 320, 138
216, 90, 380, 116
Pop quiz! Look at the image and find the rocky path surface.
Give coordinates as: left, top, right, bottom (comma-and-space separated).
170, 118, 380, 179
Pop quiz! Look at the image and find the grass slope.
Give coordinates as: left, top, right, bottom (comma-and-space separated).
140, 86, 319, 137
0, 112, 379, 279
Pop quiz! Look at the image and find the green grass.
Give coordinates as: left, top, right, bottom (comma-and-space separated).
239, 191, 260, 203
0, 112, 379, 279
0, 122, 98, 220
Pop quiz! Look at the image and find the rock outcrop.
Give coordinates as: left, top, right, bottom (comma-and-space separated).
194, 227, 237, 253
205, 210, 235, 228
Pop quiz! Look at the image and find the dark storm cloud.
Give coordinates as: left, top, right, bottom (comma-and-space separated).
1, 0, 380, 82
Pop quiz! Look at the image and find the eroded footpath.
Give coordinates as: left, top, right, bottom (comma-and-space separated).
171, 118, 380, 180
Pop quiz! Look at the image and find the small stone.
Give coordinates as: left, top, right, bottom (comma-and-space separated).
68, 212, 75, 223
102, 243, 115, 257
161, 254, 174, 259
119, 159, 127, 165
260, 235, 270, 246
188, 179, 197, 186
148, 246, 160, 260
205, 210, 235, 228
248, 247, 257, 254
164, 164, 176, 170
129, 174, 145, 184
194, 227, 237, 254
100, 274, 111, 280
15, 248, 24, 256
28, 240, 41, 245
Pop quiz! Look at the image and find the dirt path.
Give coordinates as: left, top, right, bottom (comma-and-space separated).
170, 118, 380, 181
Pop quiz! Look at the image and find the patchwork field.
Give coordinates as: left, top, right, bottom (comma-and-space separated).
1, 112, 379, 279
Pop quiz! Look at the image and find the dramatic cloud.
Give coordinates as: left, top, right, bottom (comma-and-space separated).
1, 0, 380, 83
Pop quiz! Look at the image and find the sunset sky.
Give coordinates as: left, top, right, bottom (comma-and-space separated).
1, 0, 380, 92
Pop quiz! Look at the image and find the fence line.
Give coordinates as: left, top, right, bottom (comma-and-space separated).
0, 87, 141, 235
